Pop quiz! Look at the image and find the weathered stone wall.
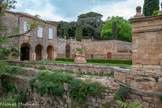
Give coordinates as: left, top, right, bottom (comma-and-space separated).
2, 11, 58, 61
1, 64, 161, 107
129, 9, 162, 94
7, 61, 124, 74
57, 38, 132, 59
1, 68, 121, 108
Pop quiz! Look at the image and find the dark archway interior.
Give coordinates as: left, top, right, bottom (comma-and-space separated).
47, 46, 54, 60
21, 43, 30, 61
35, 44, 43, 60
66, 44, 70, 58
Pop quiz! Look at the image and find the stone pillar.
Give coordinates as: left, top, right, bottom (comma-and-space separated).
130, 6, 162, 93
42, 50, 47, 60
30, 50, 36, 61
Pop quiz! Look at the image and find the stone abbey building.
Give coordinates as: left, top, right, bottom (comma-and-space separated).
2, 11, 58, 61
2, 10, 132, 61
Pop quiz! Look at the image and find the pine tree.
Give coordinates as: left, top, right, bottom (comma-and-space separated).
143, 0, 159, 16
75, 22, 83, 41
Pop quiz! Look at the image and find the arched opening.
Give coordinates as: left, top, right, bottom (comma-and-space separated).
35, 44, 43, 60
66, 44, 70, 58
21, 43, 30, 61
47, 45, 54, 60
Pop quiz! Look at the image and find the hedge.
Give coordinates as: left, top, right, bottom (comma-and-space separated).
56, 58, 74, 62
56, 58, 132, 65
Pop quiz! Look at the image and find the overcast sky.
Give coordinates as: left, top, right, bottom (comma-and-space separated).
13, 0, 162, 22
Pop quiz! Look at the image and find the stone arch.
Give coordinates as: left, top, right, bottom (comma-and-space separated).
47, 45, 54, 60
35, 44, 43, 60
66, 44, 70, 58
20, 43, 31, 61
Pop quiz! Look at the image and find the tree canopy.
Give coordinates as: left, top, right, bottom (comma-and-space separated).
143, 0, 159, 16
52, 12, 104, 40
101, 17, 132, 42
78, 12, 103, 21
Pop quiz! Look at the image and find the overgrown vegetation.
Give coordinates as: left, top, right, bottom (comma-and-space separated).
1, 79, 28, 106
114, 87, 131, 101
0, 92, 20, 108
117, 100, 144, 108
102, 101, 111, 108
29, 71, 106, 104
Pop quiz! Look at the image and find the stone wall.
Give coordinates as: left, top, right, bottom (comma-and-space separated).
1, 63, 162, 107
57, 38, 132, 60
1, 68, 121, 108
7, 61, 127, 75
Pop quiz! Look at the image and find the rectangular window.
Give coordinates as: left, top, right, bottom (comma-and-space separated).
37, 26, 43, 38
24, 22, 30, 36
49, 28, 53, 39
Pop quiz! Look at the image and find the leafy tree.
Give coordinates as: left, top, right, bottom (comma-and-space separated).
51, 21, 69, 38
75, 22, 82, 41
78, 12, 104, 40
143, 0, 159, 16
78, 12, 102, 20
101, 17, 132, 42
112, 21, 118, 40
68, 21, 77, 38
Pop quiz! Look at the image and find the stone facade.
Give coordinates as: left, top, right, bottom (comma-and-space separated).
57, 38, 132, 60
129, 7, 162, 94
2, 11, 58, 61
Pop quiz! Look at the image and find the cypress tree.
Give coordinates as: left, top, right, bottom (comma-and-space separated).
64, 26, 69, 39
112, 21, 118, 40
75, 22, 83, 41
143, 0, 159, 16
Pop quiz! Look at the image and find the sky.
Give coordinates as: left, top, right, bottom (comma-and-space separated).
13, 0, 162, 22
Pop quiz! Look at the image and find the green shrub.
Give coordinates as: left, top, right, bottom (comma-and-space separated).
114, 87, 131, 101
0, 62, 11, 76
36, 66, 46, 70
18, 64, 33, 68
56, 58, 74, 62
1, 80, 28, 104
2, 79, 17, 93
8, 66, 21, 75
152, 10, 159, 15
29, 71, 106, 104
0, 92, 20, 108
16, 88, 28, 104
160, 96, 162, 102
86, 59, 132, 64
